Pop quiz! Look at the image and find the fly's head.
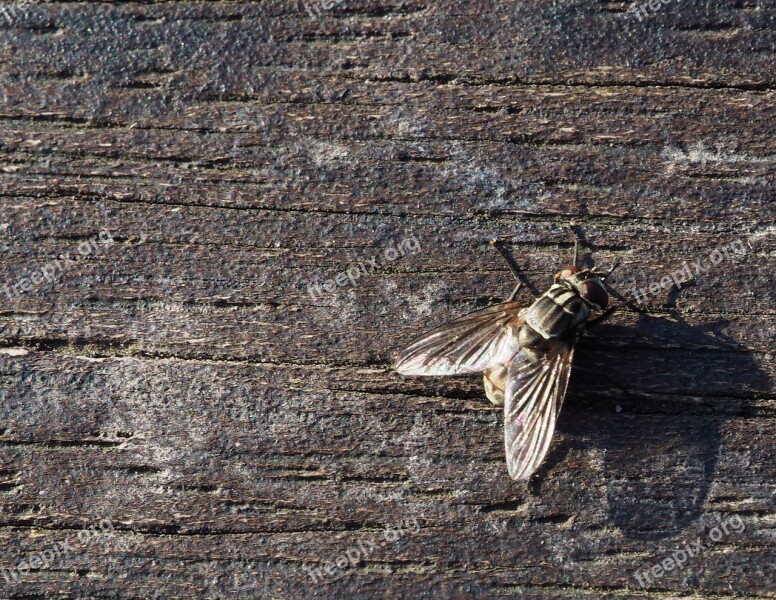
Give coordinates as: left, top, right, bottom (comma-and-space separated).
555, 266, 609, 311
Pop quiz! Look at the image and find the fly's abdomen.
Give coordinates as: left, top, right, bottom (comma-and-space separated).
523, 284, 589, 341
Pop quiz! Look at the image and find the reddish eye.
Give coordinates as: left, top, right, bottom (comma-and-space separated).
559, 266, 578, 279
579, 279, 608, 309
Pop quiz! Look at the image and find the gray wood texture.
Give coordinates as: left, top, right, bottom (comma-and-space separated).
0, 0, 774, 598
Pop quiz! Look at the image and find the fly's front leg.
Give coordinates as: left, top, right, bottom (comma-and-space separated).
586, 290, 648, 329
571, 229, 579, 268
568, 224, 587, 268
586, 306, 618, 328
490, 239, 540, 300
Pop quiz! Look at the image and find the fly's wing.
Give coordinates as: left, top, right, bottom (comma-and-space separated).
394, 301, 525, 376
503, 337, 576, 480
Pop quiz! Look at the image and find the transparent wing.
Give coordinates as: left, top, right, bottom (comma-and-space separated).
394, 301, 525, 376
503, 338, 576, 480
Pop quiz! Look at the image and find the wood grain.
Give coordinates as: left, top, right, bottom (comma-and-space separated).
0, 0, 773, 598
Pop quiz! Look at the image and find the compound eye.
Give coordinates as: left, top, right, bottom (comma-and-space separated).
559, 266, 578, 279
579, 279, 608, 309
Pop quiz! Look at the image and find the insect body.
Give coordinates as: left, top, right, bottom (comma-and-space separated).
394, 241, 616, 480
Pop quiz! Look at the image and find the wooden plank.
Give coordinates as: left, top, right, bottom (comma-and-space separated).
0, 0, 773, 597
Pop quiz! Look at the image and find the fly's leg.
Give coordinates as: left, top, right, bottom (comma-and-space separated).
506, 282, 522, 302
586, 306, 618, 328
601, 262, 621, 280
569, 224, 585, 268
572, 232, 579, 268
490, 239, 523, 284
587, 287, 653, 328
490, 239, 540, 299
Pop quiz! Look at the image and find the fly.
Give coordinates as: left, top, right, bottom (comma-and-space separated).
394, 235, 620, 480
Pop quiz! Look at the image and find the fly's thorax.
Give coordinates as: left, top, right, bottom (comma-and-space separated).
523, 283, 590, 341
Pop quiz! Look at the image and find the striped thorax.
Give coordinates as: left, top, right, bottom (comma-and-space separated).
521, 268, 608, 346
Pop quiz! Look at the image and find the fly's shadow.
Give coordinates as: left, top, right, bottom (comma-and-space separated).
528, 285, 766, 541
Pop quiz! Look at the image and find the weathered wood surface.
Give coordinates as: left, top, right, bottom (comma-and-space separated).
0, 0, 774, 598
